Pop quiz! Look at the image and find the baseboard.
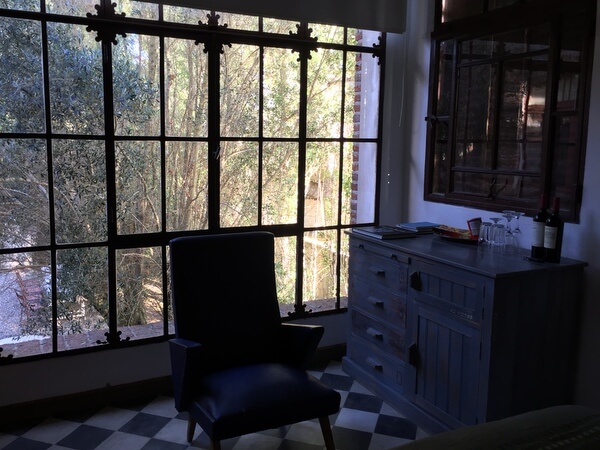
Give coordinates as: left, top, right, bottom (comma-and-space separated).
1, 376, 173, 429
0, 344, 346, 428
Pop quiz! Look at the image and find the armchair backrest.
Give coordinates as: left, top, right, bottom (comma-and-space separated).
169, 232, 284, 369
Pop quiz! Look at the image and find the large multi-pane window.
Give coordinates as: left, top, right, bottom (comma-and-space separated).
0, 1, 384, 360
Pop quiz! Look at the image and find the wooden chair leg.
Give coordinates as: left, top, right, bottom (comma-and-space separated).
319, 416, 335, 450
211, 439, 222, 450
187, 416, 196, 443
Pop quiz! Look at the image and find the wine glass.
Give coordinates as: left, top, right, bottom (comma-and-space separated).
512, 212, 524, 235
489, 217, 503, 251
478, 222, 493, 252
502, 210, 516, 235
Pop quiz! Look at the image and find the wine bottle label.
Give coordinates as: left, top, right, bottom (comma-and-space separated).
544, 226, 558, 249
532, 222, 545, 247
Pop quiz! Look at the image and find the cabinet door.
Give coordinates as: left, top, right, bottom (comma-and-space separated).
408, 303, 482, 428
406, 260, 486, 428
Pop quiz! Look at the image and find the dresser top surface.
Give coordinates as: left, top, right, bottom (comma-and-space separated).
349, 232, 588, 278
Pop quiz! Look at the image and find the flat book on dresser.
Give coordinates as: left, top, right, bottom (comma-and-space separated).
352, 226, 417, 239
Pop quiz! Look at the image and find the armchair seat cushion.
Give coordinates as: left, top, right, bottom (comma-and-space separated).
189, 363, 341, 441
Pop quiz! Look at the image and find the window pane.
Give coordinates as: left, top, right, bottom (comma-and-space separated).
113, 34, 160, 137
53, 139, 107, 244
116, 141, 162, 235
452, 172, 539, 201
2, 0, 38, 11
116, 0, 159, 20
116, 246, 164, 341
0, 17, 44, 133
165, 37, 208, 137
431, 139, 449, 195
347, 29, 382, 47
46, 0, 97, 16
498, 57, 547, 171
262, 142, 298, 225
220, 141, 259, 227
0, 139, 50, 248
456, 64, 497, 168
218, 12, 259, 31
305, 143, 340, 227
551, 115, 579, 213
345, 52, 380, 139
0, 252, 51, 358
48, 22, 104, 135
221, 44, 260, 137
340, 232, 349, 306
498, 142, 542, 173
303, 229, 339, 311
307, 49, 343, 138
56, 247, 108, 351
163, 6, 209, 25
349, 142, 377, 224
262, 17, 297, 34
311, 23, 344, 44
557, 17, 584, 111
437, 40, 454, 116
166, 141, 208, 232
263, 47, 300, 138
461, 26, 549, 62
275, 236, 297, 316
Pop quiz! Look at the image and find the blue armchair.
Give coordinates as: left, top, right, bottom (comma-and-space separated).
169, 232, 341, 450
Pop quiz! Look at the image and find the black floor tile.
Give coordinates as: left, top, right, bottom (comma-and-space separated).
57, 424, 114, 450
119, 412, 172, 437
344, 391, 383, 413
332, 426, 373, 450
375, 414, 418, 440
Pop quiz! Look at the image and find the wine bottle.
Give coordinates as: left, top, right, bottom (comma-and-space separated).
543, 197, 564, 263
530, 194, 548, 260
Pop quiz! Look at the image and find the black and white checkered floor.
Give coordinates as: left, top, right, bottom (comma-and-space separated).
0, 360, 428, 449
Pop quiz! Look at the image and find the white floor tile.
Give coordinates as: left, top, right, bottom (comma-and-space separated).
85, 406, 138, 430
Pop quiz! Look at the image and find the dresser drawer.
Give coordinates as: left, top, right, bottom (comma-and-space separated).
351, 309, 406, 360
350, 248, 408, 292
350, 277, 407, 328
347, 335, 405, 394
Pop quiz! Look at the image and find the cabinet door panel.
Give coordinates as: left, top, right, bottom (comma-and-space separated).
411, 261, 485, 325
411, 304, 481, 428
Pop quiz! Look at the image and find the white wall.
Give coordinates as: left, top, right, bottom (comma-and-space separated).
382, 0, 600, 409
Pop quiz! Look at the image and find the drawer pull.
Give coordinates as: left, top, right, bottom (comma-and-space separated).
367, 296, 384, 308
369, 266, 386, 276
366, 327, 383, 340
366, 357, 383, 371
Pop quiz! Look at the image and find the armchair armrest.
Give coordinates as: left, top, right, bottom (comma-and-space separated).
279, 323, 324, 370
169, 338, 203, 411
